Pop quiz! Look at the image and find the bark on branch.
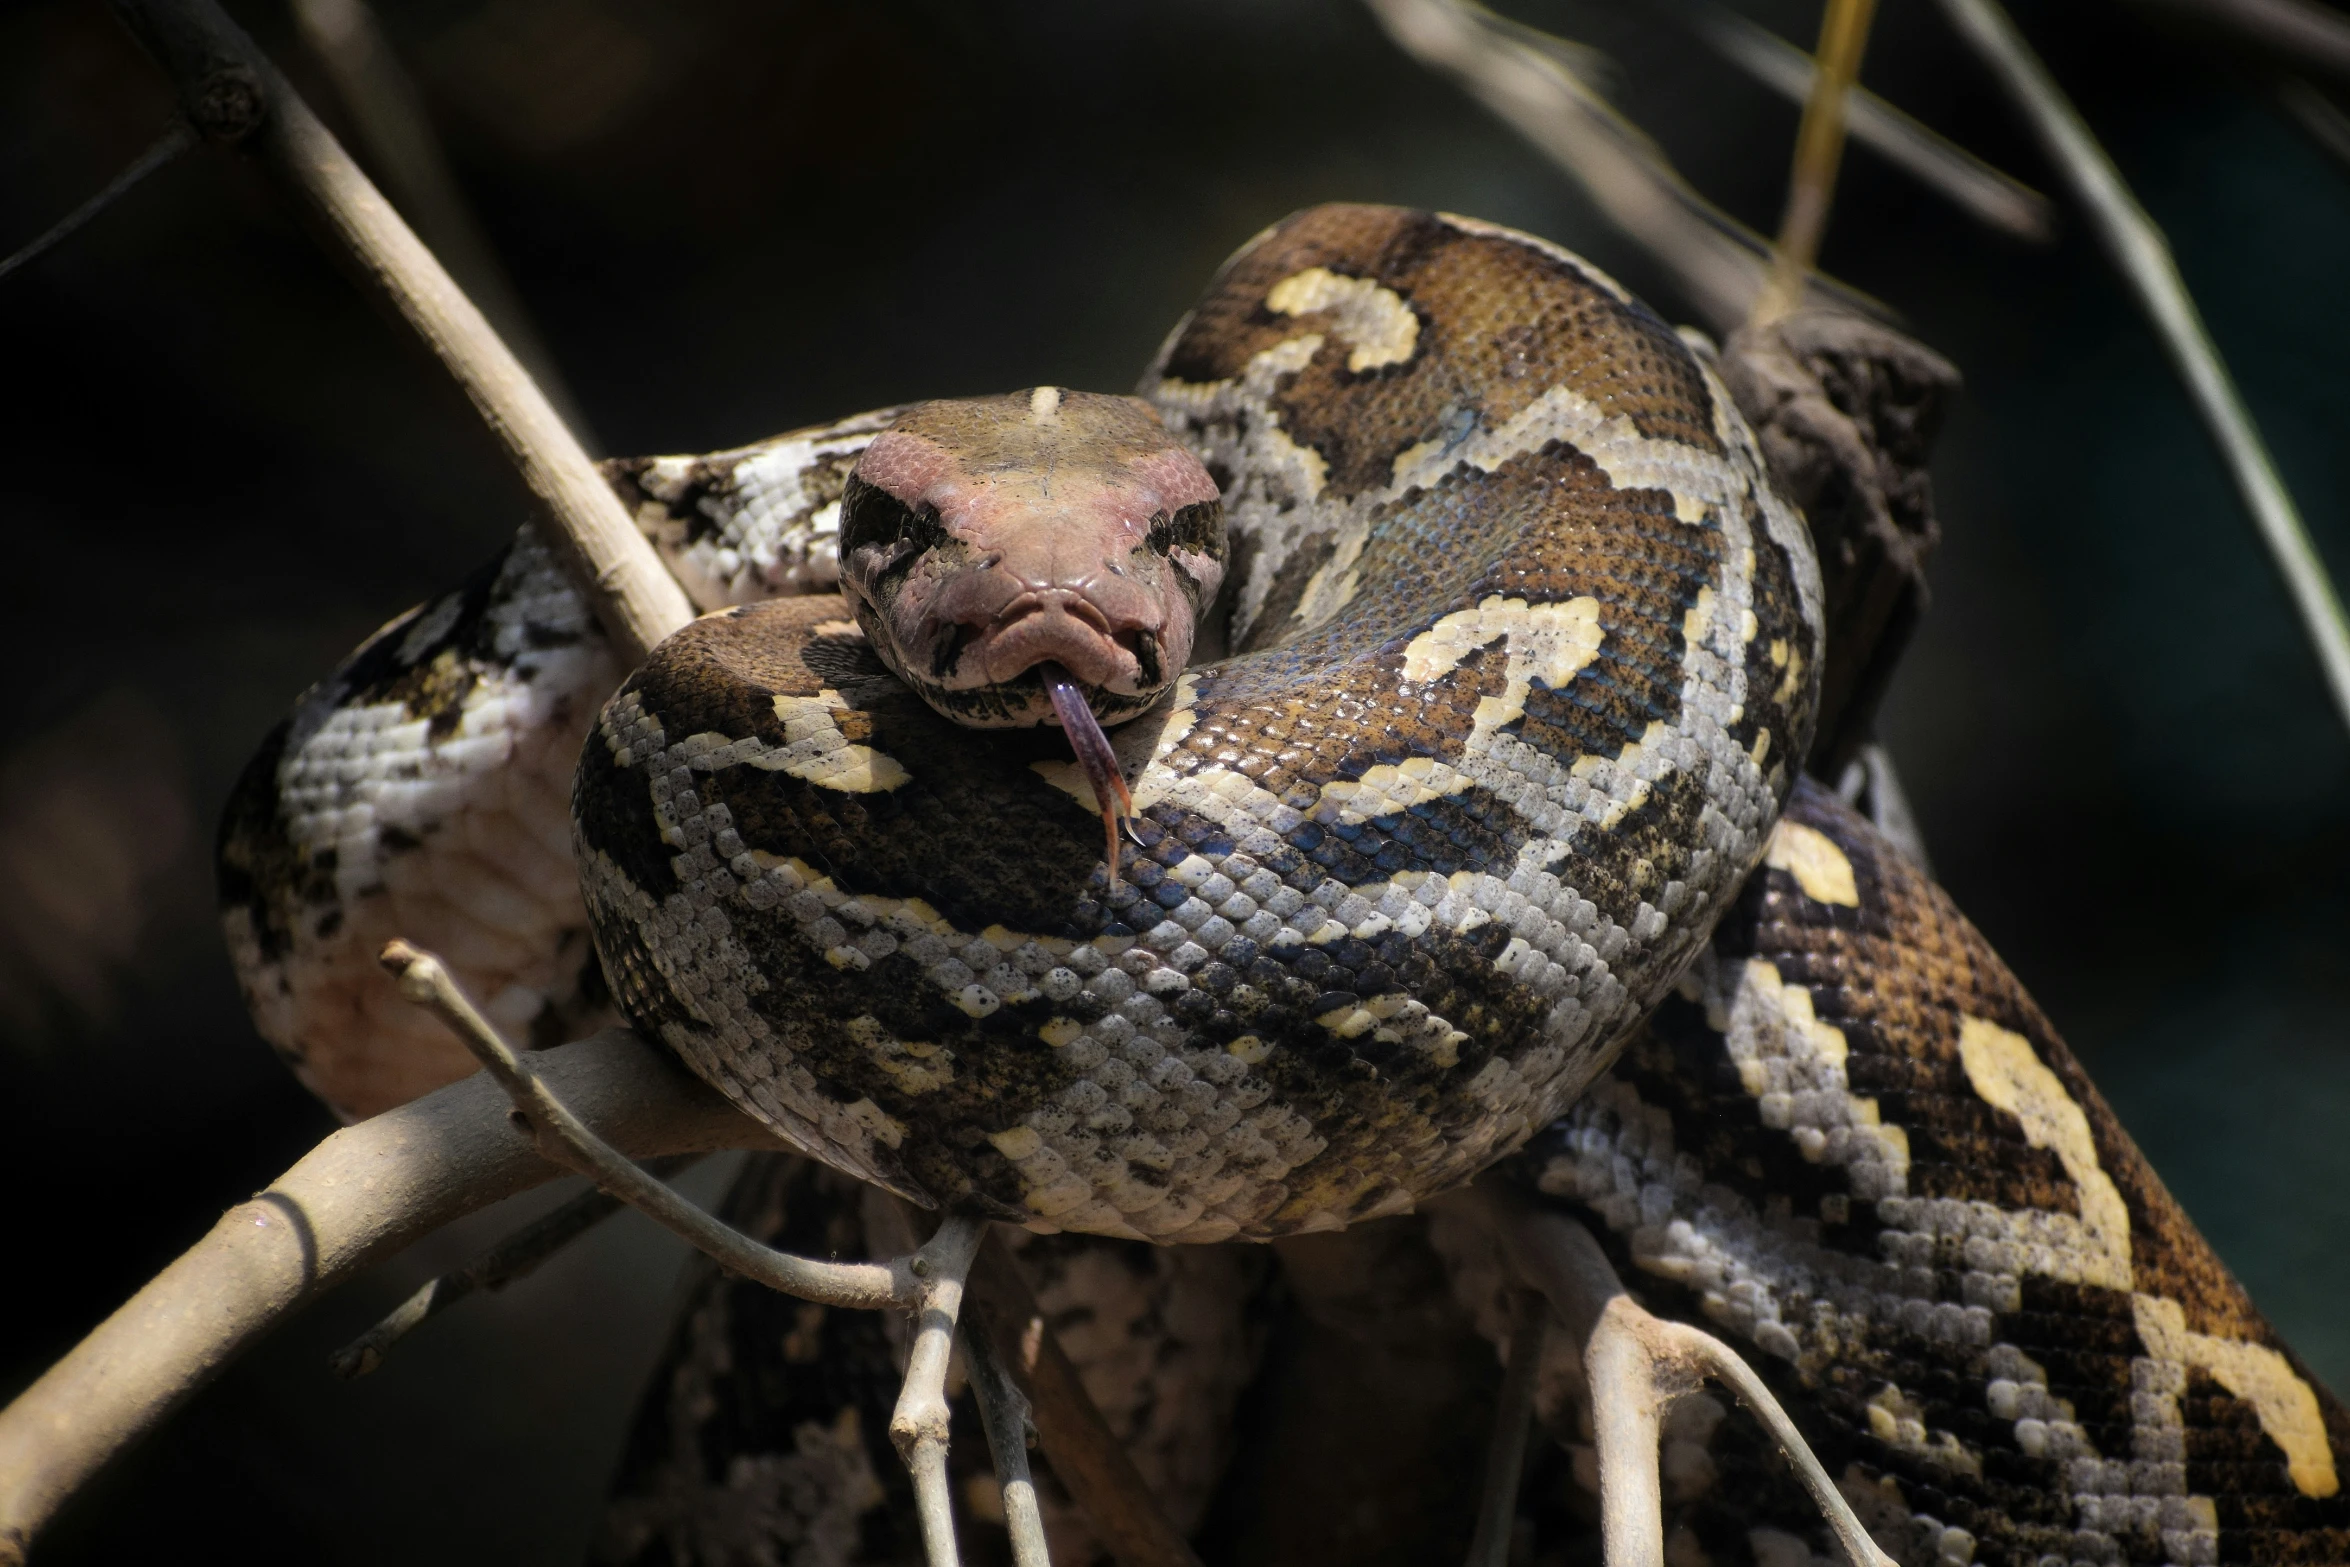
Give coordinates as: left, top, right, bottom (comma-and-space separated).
0, 1031, 786, 1563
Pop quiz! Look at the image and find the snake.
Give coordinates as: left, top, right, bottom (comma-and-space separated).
219, 204, 2349, 1563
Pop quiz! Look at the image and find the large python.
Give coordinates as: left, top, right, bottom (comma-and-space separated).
219, 204, 2348, 1564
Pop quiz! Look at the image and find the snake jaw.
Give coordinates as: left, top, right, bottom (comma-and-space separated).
1040, 662, 1138, 888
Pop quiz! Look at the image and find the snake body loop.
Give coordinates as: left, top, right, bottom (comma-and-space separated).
571, 205, 1824, 1241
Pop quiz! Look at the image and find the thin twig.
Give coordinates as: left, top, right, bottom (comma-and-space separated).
1463, 1302, 1545, 1567
965, 1237, 1206, 1567
2276, 78, 2350, 172
0, 121, 195, 284
1934, 0, 2350, 737
1666, 1, 2052, 241
329, 1155, 703, 1379
379, 939, 911, 1311
891, 1217, 986, 1567
0, 1030, 779, 1560
2128, 0, 2350, 84
966, 1324, 1054, 1567
287, 0, 595, 444
1754, 0, 1881, 326
108, 0, 692, 662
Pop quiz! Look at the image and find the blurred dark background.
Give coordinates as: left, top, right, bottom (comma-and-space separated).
3, 0, 2346, 1560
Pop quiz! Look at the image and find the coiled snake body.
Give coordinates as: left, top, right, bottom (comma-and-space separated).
221, 204, 2350, 1564
573, 204, 1822, 1243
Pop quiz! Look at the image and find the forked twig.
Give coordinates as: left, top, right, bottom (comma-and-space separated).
380, 940, 914, 1311
1443, 1181, 1898, 1567
893, 1218, 988, 1567
108, 0, 692, 662
1934, 0, 2350, 737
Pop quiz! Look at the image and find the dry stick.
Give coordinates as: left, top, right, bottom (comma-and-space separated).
892, 1217, 987, 1567
329, 1154, 704, 1379
1669, 1, 2052, 242
380, 941, 912, 1311
286, 0, 595, 445
966, 1238, 1208, 1567
1933, 0, 2350, 737
966, 1324, 1054, 1567
1753, 0, 1881, 327
385, 942, 1174, 1567
2130, 0, 2350, 83
0, 1030, 780, 1564
0, 120, 195, 283
1452, 1181, 1898, 1567
1462, 1303, 1546, 1567
108, 0, 692, 663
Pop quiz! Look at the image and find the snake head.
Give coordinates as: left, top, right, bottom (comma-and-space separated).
836, 387, 1225, 729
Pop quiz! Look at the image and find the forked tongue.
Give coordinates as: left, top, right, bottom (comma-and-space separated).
1040, 662, 1137, 887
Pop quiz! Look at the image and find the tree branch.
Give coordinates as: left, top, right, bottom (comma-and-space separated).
966, 1320, 1054, 1567
1439, 1180, 1899, 1567
0, 1030, 782, 1563
381, 940, 912, 1311
106, 0, 692, 663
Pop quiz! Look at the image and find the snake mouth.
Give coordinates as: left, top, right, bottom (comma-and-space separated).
951, 590, 1158, 696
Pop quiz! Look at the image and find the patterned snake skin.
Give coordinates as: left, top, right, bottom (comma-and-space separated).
216, 203, 2346, 1563
1438, 778, 2349, 1567
573, 204, 1823, 1243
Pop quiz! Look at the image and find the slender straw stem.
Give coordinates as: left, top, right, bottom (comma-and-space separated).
1755, 0, 1882, 326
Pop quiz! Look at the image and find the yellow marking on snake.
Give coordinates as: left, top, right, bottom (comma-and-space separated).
1957, 1017, 2132, 1290
2131, 1296, 2340, 1499
763, 693, 912, 792
1401, 594, 1603, 727
1265, 267, 1420, 371
1273, 596, 1609, 827
1028, 385, 1061, 421
1725, 959, 1909, 1172
1955, 1015, 2337, 1494
1765, 820, 1860, 907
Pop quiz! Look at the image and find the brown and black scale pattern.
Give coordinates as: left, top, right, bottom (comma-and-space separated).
1518, 778, 2350, 1566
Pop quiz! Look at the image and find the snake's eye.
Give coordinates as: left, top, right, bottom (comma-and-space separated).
839, 476, 951, 585
1144, 499, 1228, 605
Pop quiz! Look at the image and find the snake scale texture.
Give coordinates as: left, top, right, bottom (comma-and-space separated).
219, 204, 2348, 1565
